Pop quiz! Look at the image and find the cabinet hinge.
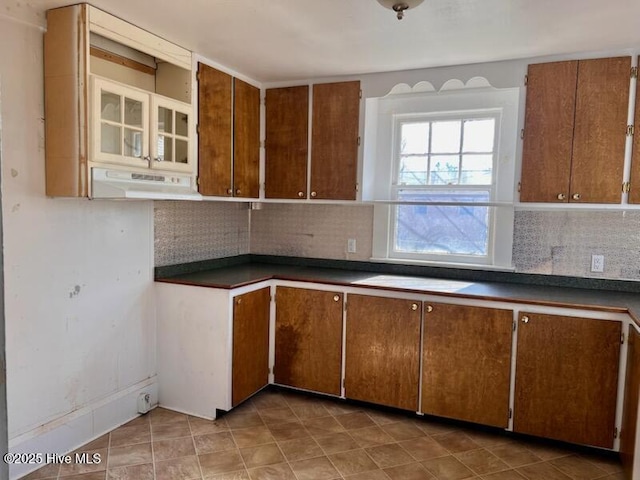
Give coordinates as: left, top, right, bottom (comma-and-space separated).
196, 176, 200, 186
355, 183, 359, 192
632, 66, 638, 79
359, 89, 363, 99
342, 378, 345, 390
627, 125, 635, 136
524, 74, 528, 86
260, 140, 266, 149
623, 182, 631, 194
513, 321, 517, 332
621, 332, 625, 344
517, 182, 522, 193
357, 136, 361, 147
196, 124, 200, 135
509, 408, 513, 419
520, 129, 525, 140
196, 71, 200, 82
615, 427, 619, 439
268, 366, 273, 375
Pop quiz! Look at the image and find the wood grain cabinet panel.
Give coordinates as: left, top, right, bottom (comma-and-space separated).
265, 86, 309, 199
520, 61, 577, 203
629, 58, 640, 204
274, 287, 343, 395
311, 81, 360, 200
621, 327, 640, 476
570, 56, 630, 203
232, 287, 270, 407
345, 295, 421, 411
513, 312, 621, 448
233, 78, 260, 198
422, 303, 513, 428
197, 63, 232, 196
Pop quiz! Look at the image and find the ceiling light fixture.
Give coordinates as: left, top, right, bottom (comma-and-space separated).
376, 0, 425, 20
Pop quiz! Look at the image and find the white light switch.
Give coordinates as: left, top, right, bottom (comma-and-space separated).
591, 254, 604, 273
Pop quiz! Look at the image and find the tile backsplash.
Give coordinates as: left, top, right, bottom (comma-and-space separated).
154, 201, 640, 281
154, 201, 249, 267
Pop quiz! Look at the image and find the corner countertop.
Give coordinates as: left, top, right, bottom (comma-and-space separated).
156, 262, 640, 324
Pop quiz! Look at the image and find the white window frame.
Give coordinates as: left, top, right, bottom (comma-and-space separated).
368, 85, 520, 270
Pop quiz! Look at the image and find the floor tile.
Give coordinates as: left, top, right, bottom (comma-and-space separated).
22, 462, 60, 479
266, 420, 310, 441
516, 462, 572, 480
194, 431, 237, 454
110, 424, 151, 447
58, 448, 108, 476
433, 432, 482, 453
335, 412, 376, 430
290, 456, 341, 480
329, 448, 380, 476
549, 454, 607, 479
256, 407, 296, 425
206, 471, 250, 479
350, 425, 395, 447
188, 416, 229, 436
277, 436, 324, 462
455, 448, 509, 475
400, 436, 450, 461
382, 421, 426, 441
108, 443, 152, 468
58, 472, 106, 480
153, 436, 196, 461
239, 444, 284, 468
290, 403, 331, 419
384, 462, 435, 479
231, 426, 274, 448
251, 392, 288, 411
154, 455, 201, 480
366, 443, 415, 468
367, 410, 405, 426
247, 462, 297, 480
150, 408, 189, 426
481, 471, 526, 480
315, 432, 360, 454
152, 423, 192, 441
489, 444, 542, 468
302, 416, 346, 436
106, 463, 154, 480
199, 450, 245, 476
344, 470, 390, 480
421, 455, 476, 480
226, 411, 264, 430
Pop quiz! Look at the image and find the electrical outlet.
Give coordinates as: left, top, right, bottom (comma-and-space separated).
591, 254, 604, 273
347, 238, 357, 253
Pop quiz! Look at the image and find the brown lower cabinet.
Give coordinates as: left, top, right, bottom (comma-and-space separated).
513, 312, 621, 448
232, 287, 271, 406
274, 287, 343, 395
345, 294, 421, 411
422, 303, 513, 428
621, 327, 640, 476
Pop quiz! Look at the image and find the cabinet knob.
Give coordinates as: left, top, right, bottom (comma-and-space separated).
297, 191, 304, 198
236, 298, 242, 305
154, 157, 162, 162
426, 305, 433, 313
572, 193, 581, 201
411, 303, 418, 311
333, 295, 340, 302
143, 155, 151, 162
557, 193, 566, 200
311, 191, 317, 198
521, 315, 529, 323
227, 188, 233, 195
235, 189, 241, 195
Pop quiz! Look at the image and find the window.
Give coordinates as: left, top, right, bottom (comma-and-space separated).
365, 83, 519, 269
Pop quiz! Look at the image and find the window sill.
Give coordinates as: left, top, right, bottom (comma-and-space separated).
369, 257, 516, 272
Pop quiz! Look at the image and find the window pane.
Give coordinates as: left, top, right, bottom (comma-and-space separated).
463, 119, 495, 152
100, 123, 121, 155
431, 121, 461, 153
158, 135, 172, 162
430, 155, 459, 185
461, 154, 493, 185
399, 156, 428, 185
394, 190, 490, 256
124, 98, 143, 128
175, 139, 188, 164
158, 107, 173, 133
124, 128, 143, 158
401, 123, 429, 154
101, 91, 120, 123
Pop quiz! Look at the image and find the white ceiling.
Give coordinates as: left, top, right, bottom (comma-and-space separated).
7, 0, 640, 82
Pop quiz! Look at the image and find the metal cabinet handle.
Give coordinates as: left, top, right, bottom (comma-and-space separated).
297, 191, 304, 198
557, 193, 566, 200
311, 191, 317, 198
143, 155, 151, 162
154, 157, 162, 162
411, 303, 418, 311
333, 295, 340, 302
426, 305, 433, 313
521, 315, 529, 323
572, 193, 581, 201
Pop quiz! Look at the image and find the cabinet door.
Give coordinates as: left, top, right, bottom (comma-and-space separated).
91, 76, 150, 169
198, 63, 232, 196
520, 61, 577, 203
629, 58, 640, 204
621, 327, 640, 475
570, 56, 630, 203
265, 86, 309, 199
422, 303, 513, 428
274, 287, 342, 395
345, 295, 421, 411
310, 81, 360, 200
151, 95, 193, 173
232, 287, 270, 407
233, 78, 260, 198
514, 312, 621, 448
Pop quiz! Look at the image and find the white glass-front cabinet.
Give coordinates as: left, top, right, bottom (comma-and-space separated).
91, 76, 193, 173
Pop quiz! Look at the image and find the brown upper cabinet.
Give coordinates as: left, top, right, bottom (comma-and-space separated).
520, 57, 631, 203
265, 81, 361, 200
513, 312, 621, 449
422, 303, 513, 428
629, 58, 640, 204
197, 63, 260, 198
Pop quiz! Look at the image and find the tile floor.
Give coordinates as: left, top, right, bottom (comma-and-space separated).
24, 388, 624, 480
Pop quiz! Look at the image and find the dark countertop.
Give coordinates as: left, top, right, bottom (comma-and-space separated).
156, 262, 640, 323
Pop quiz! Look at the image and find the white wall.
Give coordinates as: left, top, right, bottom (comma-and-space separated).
0, 14, 157, 478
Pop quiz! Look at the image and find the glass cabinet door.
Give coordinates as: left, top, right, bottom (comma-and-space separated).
92, 77, 149, 168
151, 96, 193, 172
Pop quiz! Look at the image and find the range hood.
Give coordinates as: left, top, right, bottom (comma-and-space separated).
91, 168, 202, 200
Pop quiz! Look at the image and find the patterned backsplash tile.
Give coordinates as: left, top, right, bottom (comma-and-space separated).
154, 201, 249, 267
